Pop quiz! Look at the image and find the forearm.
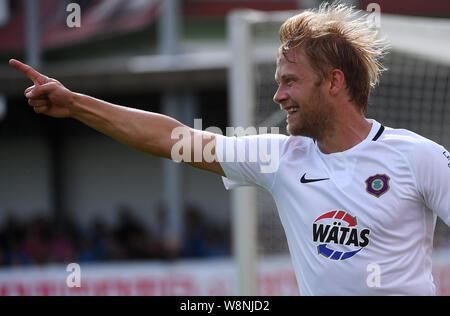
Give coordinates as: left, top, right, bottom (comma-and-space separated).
70, 92, 184, 159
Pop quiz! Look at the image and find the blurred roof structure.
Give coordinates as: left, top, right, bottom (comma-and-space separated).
0, 0, 162, 52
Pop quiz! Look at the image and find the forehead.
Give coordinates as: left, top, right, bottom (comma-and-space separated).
275, 47, 314, 78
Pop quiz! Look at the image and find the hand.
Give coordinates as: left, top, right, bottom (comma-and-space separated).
9, 59, 74, 118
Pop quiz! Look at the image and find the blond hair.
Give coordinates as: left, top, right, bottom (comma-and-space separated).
279, 2, 389, 114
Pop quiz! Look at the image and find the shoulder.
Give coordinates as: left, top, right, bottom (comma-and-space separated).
378, 126, 447, 169
379, 126, 444, 154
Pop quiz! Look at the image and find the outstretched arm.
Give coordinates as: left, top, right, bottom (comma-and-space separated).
9, 59, 225, 176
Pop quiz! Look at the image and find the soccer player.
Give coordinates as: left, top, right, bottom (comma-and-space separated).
9, 3, 449, 295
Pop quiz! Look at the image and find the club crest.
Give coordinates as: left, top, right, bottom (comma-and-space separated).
365, 174, 390, 198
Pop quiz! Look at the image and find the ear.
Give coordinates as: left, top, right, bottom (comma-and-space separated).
328, 69, 346, 96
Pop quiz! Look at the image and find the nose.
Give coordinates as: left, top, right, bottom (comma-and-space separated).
273, 86, 288, 108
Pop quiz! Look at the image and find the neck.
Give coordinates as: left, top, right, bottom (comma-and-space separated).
317, 113, 372, 154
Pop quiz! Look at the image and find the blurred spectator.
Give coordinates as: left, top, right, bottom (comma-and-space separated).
1, 213, 30, 266
4, 237, 30, 266
23, 215, 52, 265
77, 235, 97, 263
49, 228, 76, 263
114, 205, 155, 260
204, 225, 230, 258
182, 204, 231, 258
182, 205, 210, 257
90, 218, 109, 261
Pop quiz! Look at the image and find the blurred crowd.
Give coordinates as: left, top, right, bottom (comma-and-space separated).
1, 205, 448, 268
0, 204, 231, 267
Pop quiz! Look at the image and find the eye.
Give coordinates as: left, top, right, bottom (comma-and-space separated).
286, 78, 295, 86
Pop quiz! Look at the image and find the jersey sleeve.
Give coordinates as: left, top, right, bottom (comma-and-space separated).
411, 140, 450, 226
215, 133, 290, 192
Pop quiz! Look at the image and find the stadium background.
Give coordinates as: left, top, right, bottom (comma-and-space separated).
0, 0, 449, 295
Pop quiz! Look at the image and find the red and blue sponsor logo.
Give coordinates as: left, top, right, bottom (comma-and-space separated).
313, 210, 370, 261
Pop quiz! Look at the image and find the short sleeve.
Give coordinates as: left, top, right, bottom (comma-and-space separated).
215, 133, 289, 191
411, 140, 450, 226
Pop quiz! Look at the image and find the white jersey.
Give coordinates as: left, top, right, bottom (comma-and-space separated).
215, 119, 450, 296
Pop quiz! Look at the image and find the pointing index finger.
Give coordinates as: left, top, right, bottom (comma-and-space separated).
9, 59, 48, 85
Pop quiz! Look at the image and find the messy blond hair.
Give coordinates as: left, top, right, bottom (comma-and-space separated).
279, 2, 389, 114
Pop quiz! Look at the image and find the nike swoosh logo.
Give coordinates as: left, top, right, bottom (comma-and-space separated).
300, 173, 330, 183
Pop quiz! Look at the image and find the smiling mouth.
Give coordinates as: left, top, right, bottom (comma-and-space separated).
285, 107, 299, 120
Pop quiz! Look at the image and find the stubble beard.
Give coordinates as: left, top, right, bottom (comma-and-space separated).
287, 90, 335, 142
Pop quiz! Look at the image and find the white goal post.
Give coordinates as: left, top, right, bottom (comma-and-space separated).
227, 9, 295, 296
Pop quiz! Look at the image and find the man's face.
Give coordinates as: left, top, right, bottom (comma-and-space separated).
273, 47, 334, 139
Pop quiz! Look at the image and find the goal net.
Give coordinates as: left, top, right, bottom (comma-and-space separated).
228, 9, 450, 295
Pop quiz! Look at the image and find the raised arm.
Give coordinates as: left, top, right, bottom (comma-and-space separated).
9, 59, 225, 176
